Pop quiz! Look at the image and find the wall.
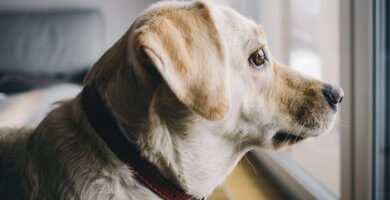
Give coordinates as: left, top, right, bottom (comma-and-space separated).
0, 0, 156, 49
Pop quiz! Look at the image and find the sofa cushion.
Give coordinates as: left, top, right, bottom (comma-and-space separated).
0, 9, 104, 74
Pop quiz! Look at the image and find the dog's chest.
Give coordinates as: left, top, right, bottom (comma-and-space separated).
94, 169, 161, 200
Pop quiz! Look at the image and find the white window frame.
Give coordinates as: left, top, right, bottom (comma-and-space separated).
340, 0, 373, 199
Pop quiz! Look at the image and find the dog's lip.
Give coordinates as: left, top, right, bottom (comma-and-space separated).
272, 131, 306, 143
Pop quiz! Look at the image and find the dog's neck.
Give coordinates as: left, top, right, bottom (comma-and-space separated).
107, 85, 247, 198
138, 111, 246, 197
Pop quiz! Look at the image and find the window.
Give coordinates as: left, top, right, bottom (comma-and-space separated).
221, 0, 342, 198
217, 0, 384, 199
280, 0, 341, 196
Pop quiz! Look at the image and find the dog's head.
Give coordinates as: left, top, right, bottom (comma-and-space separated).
125, 0, 343, 150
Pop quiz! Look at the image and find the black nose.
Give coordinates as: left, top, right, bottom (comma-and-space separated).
323, 84, 344, 107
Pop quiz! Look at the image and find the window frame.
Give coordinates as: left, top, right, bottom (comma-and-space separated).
340, 0, 373, 199
251, 150, 337, 199
373, 0, 390, 199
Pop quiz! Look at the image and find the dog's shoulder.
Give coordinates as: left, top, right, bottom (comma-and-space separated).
10, 100, 157, 199
0, 126, 34, 165
0, 126, 34, 200
0, 126, 34, 148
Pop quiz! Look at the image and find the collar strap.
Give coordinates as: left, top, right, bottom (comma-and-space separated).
81, 86, 199, 200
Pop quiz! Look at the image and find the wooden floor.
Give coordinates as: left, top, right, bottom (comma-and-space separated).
208, 157, 286, 200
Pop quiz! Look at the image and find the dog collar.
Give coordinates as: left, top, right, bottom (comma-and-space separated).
81, 86, 200, 200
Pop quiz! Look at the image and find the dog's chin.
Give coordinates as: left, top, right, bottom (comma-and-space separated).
269, 111, 338, 149
270, 120, 335, 149
271, 131, 307, 149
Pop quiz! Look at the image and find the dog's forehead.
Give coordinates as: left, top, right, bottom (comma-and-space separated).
142, 1, 266, 41
213, 4, 267, 46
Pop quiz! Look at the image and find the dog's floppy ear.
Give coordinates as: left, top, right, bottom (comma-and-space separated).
132, 2, 229, 121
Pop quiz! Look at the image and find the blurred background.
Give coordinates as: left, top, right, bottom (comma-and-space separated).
0, 0, 388, 200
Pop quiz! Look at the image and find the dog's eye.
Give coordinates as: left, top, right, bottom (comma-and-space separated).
249, 49, 267, 68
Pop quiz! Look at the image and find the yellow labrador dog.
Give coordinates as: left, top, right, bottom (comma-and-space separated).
0, 1, 343, 199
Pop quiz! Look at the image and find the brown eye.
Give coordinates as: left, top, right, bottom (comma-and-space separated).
249, 49, 267, 68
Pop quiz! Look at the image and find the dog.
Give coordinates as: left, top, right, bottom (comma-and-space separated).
0, 1, 344, 199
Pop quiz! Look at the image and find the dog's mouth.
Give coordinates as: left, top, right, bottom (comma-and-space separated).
272, 131, 306, 145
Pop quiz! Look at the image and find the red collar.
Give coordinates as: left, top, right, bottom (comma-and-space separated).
81, 86, 199, 200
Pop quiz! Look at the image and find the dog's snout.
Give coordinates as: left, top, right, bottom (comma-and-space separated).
323, 84, 344, 106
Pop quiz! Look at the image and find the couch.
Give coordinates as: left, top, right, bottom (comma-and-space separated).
0, 9, 104, 127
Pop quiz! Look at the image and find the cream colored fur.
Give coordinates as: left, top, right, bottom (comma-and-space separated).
0, 1, 342, 199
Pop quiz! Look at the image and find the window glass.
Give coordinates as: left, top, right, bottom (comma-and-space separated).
284, 0, 341, 196
217, 0, 341, 197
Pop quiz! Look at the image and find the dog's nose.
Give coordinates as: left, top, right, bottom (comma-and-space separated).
323, 84, 344, 106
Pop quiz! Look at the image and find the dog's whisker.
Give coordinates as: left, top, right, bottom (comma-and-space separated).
279, 121, 301, 148
328, 131, 337, 148
244, 155, 257, 176
294, 124, 304, 144
335, 121, 348, 128
327, 123, 340, 148
297, 121, 306, 138
282, 131, 292, 148
292, 121, 300, 134
237, 158, 242, 168
238, 134, 245, 157
335, 117, 349, 126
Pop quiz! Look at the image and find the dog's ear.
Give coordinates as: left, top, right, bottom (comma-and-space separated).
132, 2, 230, 121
